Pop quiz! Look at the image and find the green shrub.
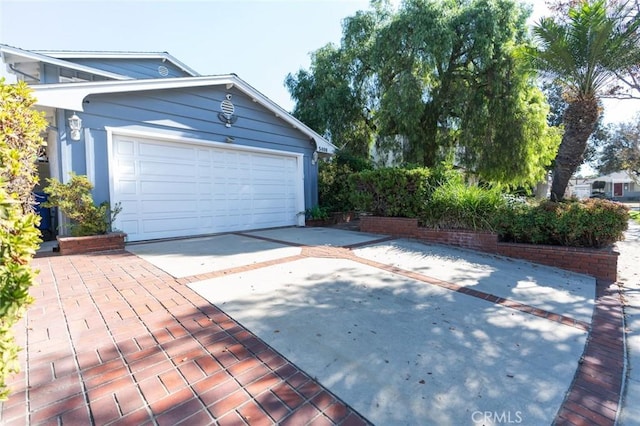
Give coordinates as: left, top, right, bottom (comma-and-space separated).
350, 167, 432, 217
0, 79, 47, 400
318, 152, 372, 212
495, 198, 629, 248
631, 210, 640, 224
305, 205, 330, 220
43, 174, 121, 236
422, 179, 507, 231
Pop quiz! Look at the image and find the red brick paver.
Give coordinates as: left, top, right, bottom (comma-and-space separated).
0, 251, 369, 425
553, 280, 625, 426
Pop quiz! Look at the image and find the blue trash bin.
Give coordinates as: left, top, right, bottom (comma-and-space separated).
33, 192, 51, 232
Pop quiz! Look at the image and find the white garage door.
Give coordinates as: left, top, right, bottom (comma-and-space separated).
110, 134, 303, 242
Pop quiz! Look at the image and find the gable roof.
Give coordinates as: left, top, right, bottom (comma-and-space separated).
34, 50, 200, 77
588, 171, 638, 183
30, 74, 336, 154
0, 44, 131, 81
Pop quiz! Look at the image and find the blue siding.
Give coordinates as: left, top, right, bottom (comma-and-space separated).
64, 86, 318, 209
63, 58, 191, 79
41, 63, 60, 83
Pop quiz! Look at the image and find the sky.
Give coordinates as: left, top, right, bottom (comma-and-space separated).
0, 0, 639, 123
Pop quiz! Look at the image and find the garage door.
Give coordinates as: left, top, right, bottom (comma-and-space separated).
110, 134, 303, 242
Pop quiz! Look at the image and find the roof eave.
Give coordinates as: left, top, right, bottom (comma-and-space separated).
0, 44, 131, 81
34, 50, 200, 77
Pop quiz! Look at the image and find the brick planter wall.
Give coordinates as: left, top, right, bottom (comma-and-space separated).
57, 232, 126, 255
415, 228, 498, 253
360, 216, 618, 282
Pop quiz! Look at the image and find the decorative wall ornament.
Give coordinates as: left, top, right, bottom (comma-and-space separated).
158, 65, 169, 77
218, 93, 238, 127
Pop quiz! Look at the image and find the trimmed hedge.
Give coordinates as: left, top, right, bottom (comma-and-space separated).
350, 167, 432, 217
318, 152, 372, 212
495, 198, 629, 248
348, 165, 629, 248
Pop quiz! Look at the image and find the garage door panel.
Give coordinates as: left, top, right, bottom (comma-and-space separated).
138, 141, 194, 159
116, 159, 136, 175
111, 134, 301, 241
119, 219, 139, 235
139, 199, 200, 214
117, 180, 137, 195
142, 216, 200, 233
139, 161, 196, 178
140, 180, 197, 194
115, 139, 135, 155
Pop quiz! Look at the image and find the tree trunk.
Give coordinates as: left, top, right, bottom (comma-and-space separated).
418, 104, 440, 167
550, 97, 599, 201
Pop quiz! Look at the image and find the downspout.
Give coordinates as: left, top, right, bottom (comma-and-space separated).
8, 64, 39, 81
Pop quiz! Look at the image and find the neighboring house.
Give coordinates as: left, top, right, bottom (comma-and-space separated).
569, 171, 640, 200
1, 44, 336, 242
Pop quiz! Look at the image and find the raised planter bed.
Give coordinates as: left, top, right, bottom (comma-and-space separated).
57, 232, 127, 255
360, 216, 618, 282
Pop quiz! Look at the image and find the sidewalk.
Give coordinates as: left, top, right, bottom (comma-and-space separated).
617, 220, 640, 425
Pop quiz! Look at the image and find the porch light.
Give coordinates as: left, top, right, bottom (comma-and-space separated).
68, 113, 82, 141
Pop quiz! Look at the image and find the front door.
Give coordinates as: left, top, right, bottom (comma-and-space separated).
614, 182, 623, 197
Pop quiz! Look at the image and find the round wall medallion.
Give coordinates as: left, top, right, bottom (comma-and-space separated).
158, 65, 169, 77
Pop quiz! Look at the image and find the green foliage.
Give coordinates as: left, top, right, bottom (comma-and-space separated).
43, 174, 121, 236
350, 167, 433, 217
305, 205, 330, 221
0, 191, 40, 401
422, 178, 508, 231
0, 80, 47, 212
0, 79, 46, 400
495, 198, 629, 248
630, 210, 640, 224
318, 151, 372, 212
349, 161, 628, 247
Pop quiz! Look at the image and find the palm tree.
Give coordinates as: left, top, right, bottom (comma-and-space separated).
533, 0, 640, 200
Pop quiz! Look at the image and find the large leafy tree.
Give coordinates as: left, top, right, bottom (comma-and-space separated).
287, 0, 560, 186
533, 0, 640, 200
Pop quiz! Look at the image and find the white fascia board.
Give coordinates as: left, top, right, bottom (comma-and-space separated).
0, 45, 131, 81
32, 75, 337, 154
35, 50, 200, 77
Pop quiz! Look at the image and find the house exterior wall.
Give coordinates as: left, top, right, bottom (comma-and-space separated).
63, 58, 191, 79
601, 181, 640, 200
40, 63, 61, 83
59, 86, 319, 210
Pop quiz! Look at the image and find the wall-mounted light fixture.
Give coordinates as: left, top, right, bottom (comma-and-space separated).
68, 113, 82, 141
312, 151, 319, 165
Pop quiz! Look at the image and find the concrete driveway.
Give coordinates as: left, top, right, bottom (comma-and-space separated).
127, 227, 594, 425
